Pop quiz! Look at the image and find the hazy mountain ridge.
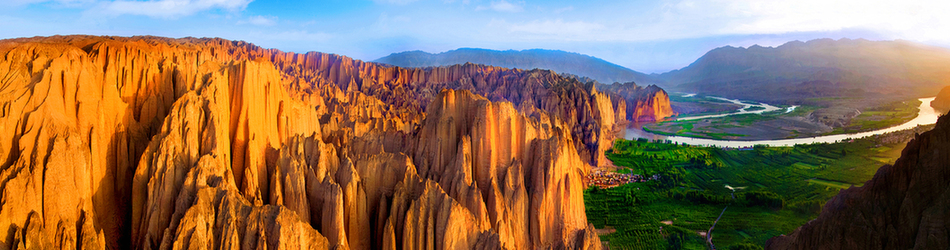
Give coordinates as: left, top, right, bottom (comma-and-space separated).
658, 38, 950, 102
375, 48, 656, 85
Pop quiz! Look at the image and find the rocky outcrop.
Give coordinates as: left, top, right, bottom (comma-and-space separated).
266, 50, 666, 166
131, 91, 328, 249
0, 35, 607, 249
931, 85, 950, 112
413, 89, 601, 249
604, 82, 676, 122
631, 85, 675, 122
765, 114, 950, 249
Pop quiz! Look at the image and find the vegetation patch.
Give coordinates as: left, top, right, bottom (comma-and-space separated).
644, 113, 782, 139
828, 99, 921, 135
586, 132, 918, 249
806, 179, 854, 189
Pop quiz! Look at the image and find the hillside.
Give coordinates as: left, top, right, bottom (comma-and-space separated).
931, 85, 950, 112
658, 38, 950, 103
766, 114, 950, 249
375, 48, 656, 84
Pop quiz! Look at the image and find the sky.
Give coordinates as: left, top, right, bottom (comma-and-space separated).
2, 0, 948, 73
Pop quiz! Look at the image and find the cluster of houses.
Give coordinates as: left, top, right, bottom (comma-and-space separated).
586, 171, 660, 188
722, 146, 755, 151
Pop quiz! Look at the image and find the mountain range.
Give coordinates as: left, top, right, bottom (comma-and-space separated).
657, 38, 950, 102
381, 39, 950, 104
375, 48, 654, 84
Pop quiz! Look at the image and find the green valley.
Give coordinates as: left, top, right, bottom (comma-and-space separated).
586, 125, 931, 249
647, 98, 921, 140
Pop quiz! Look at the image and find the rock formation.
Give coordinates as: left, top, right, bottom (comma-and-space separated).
0, 35, 636, 249
765, 114, 950, 249
931, 85, 950, 112
604, 83, 676, 122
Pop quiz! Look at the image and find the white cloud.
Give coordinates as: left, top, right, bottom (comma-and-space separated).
480, 0, 950, 45
239, 15, 276, 26
95, 0, 253, 18
714, 0, 950, 43
476, 0, 522, 12
1, 0, 94, 7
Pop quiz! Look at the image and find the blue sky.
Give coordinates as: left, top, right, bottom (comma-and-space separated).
2, 0, 947, 73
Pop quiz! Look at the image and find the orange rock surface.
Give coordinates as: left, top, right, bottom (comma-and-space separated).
605, 82, 676, 122
0, 35, 673, 249
931, 85, 950, 112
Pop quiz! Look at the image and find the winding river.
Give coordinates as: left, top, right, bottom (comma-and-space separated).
677, 97, 783, 121
624, 97, 941, 147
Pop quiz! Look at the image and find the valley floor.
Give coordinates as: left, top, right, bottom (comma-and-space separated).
585, 124, 932, 249
650, 96, 922, 140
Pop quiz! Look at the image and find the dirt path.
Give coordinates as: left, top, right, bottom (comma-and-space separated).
706, 205, 728, 249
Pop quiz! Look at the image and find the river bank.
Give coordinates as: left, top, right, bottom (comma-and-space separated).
628, 97, 939, 147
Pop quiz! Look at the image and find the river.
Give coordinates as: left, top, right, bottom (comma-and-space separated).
624, 97, 941, 147
676, 97, 783, 121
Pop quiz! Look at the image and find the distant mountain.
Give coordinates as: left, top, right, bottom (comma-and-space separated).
375, 48, 655, 84
657, 38, 950, 102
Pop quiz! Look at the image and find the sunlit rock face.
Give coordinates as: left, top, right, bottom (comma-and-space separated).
931, 85, 950, 112
0, 35, 683, 249
765, 114, 950, 250
604, 82, 676, 122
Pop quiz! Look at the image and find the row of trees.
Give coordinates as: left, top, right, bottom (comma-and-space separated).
670, 189, 785, 209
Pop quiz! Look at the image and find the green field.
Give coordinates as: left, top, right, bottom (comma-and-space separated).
644, 105, 811, 140
828, 99, 921, 135
586, 135, 913, 249
644, 111, 788, 140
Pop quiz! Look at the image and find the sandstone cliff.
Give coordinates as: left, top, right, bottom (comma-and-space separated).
0, 35, 615, 249
931, 85, 950, 112
765, 114, 950, 249
604, 82, 676, 122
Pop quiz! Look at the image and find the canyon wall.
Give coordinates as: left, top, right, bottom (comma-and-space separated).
765, 114, 950, 249
0, 35, 657, 249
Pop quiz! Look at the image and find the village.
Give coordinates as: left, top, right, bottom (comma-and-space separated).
586, 170, 660, 188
